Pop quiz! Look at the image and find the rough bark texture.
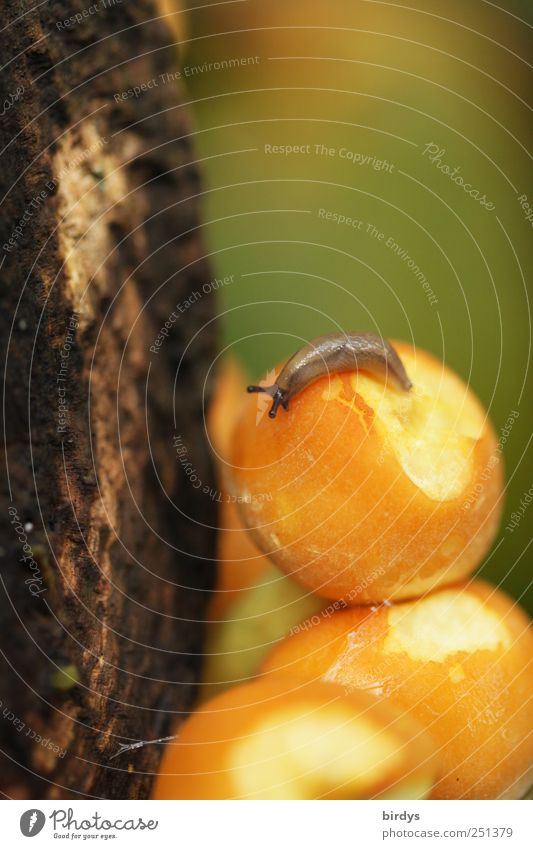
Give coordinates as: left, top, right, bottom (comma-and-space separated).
0, 1, 216, 798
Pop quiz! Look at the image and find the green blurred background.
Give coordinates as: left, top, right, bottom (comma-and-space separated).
179, 0, 532, 609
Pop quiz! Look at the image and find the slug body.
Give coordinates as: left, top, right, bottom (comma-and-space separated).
247, 332, 412, 418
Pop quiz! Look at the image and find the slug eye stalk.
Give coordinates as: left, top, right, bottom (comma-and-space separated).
247, 384, 289, 418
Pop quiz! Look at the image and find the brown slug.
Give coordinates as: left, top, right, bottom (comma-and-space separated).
247, 332, 412, 418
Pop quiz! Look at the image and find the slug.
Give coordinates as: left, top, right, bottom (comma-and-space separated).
247, 332, 413, 418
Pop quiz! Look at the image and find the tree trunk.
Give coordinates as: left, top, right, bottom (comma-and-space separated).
0, 1, 215, 799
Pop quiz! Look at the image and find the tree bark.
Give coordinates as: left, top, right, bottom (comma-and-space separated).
0, 1, 215, 798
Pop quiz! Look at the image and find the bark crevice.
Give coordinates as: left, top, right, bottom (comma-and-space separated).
0, 0, 215, 799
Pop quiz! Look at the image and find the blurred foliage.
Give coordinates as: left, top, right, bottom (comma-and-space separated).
179, 0, 532, 610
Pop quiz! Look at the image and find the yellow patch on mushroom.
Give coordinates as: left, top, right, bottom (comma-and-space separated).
384, 591, 511, 662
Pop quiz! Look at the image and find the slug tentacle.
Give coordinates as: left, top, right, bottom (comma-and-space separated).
247, 383, 278, 398
247, 332, 412, 420
247, 383, 289, 418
